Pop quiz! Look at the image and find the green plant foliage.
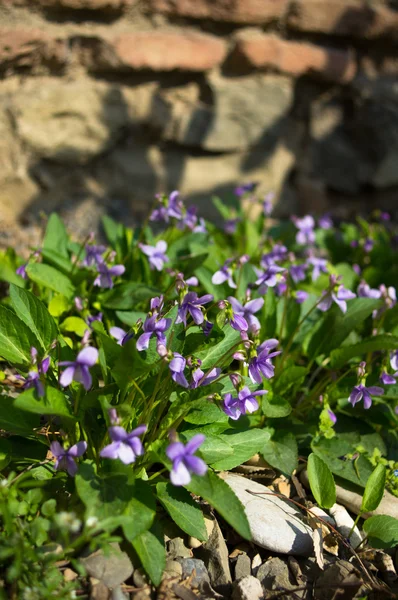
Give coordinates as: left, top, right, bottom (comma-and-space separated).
307, 453, 336, 509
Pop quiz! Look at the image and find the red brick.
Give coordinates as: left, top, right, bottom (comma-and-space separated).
150, 0, 289, 24
230, 32, 356, 83
0, 29, 66, 70
287, 0, 398, 38
111, 31, 227, 71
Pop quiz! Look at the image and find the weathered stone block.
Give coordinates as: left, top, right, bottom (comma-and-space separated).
0, 29, 66, 71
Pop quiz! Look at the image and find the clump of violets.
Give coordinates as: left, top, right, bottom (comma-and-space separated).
59, 347, 98, 390
50, 441, 87, 477
166, 434, 207, 486
140, 240, 169, 271
176, 292, 213, 327
137, 296, 171, 353
94, 262, 125, 289
318, 275, 356, 314
254, 264, 286, 294
293, 215, 315, 245
248, 339, 281, 383
223, 385, 267, 420
227, 296, 264, 333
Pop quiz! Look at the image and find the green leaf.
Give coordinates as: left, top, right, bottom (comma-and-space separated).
186, 434, 233, 464
131, 522, 165, 587
0, 305, 39, 365
13, 386, 75, 420
196, 325, 240, 370
307, 453, 336, 509
10, 284, 58, 351
311, 437, 374, 487
212, 196, 231, 220
76, 462, 156, 537
361, 463, 386, 513
101, 283, 159, 310
363, 515, 398, 549
48, 295, 70, 317
307, 298, 382, 359
0, 250, 26, 285
274, 366, 307, 394
60, 317, 89, 338
156, 482, 207, 541
186, 470, 251, 540
115, 311, 147, 326
211, 429, 271, 471
26, 263, 75, 298
261, 431, 298, 476
0, 396, 40, 435
330, 335, 398, 369
262, 394, 291, 418
43, 213, 69, 258
262, 288, 277, 338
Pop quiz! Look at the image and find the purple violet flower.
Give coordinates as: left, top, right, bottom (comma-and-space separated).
223, 386, 267, 420
176, 292, 213, 326
82, 244, 106, 267
295, 290, 309, 304
391, 351, 398, 372
150, 191, 183, 223
290, 264, 307, 284
228, 296, 264, 333
357, 282, 381, 299
249, 339, 281, 384
136, 314, 172, 352
100, 424, 147, 464
16, 264, 28, 279
166, 434, 207, 486
254, 265, 286, 294
191, 367, 221, 388
263, 192, 274, 216
224, 218, 240, 235
260, 244, 288, 268
94, 263, 125, 289
17, 355, 50, 398
318, 285, 356, 314
293, 215, 315, 245
169, 353, 189, 388
307, 257, 328, 282
349, 384, 384, 409
193, 218, 207, 233
235, 182, 257, 197
50, 441, 87, 477
86, 313, 103, 327
328, 409, 337, 424
59, 346, 98, 390
212, 260, 236, 289
110, 326, 133, 346
140, 241, 169, 271
364, 238, 374, 253
380, 371, 397, 385
178, 205, 198, 231
318, 214, 333, 230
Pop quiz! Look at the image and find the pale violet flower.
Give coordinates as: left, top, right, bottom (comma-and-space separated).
140, 241, 169, 271
166, 434, 207, 486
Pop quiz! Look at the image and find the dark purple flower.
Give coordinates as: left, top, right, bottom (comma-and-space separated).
16, 264, 28, 279
94, 263, 125, 289
176, 292, 213, 326
228, 296, 264, 333
295, 290, 309, 304
179, 205, 198, 231
380, 371, 397, 385
249, 339, 281, 384
86, 313, 103, 327
357, 282, 381, 299
327, 409, 337, 424
136, 314, 171, 352
100, 424, 147, 464
18, 354, 50, 398
166, 434, 207, 486
82, 244, 106, 267
275, 280, 288, 297
318, 214, 333, 230
212, 260, 236, 289
318, 285, 356, 314
224, 218, 240, 235
59, 346, 98, 390
150, 191, 183, 223
293, 215, 315, 245
307, 257, 328, 281
263, 192, 274, 216
380, 212, 391, 221
290, 264, 307, 284
349, 384, 384, 409
223, 386, 267, 420
260, 244, 288, 268
150, 295, 164, 313
353, 264, 361, 276
169, 353, 189, 388
191, 367, 221, 388
140, 241, 169, 271
50, 441, 87, 477
202, 320, 214, 336
254, 265, 286, 294
110, 326, 133, 346
364, 238, 374, 253
235, 182, 257, 197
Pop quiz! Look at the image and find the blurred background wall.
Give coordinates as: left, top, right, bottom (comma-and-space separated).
0, 0, 397, 242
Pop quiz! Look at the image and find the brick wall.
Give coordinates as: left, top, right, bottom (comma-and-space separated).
0, 0, 397, 235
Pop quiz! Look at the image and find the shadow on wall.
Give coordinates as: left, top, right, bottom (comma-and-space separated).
21, 2, 397, 234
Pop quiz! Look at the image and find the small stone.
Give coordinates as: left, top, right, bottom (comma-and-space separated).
133, 568, 148, 588
251, 554, 262, 574
163, 560, 183, 580
310, 506, 336, 527
329, 504, 362, 548
334, 483, 398, 520
63, 568, 78, 582
256, 557, 295, 591
235, 554, 252, 580
232, 575, 263, 600
167, 537, 192, 559
90, 578, 111, 600
80, 543, 133, 589
188, 536, 203, 549
314, 560, 362, 600
223, 474, 314, 556
177, 558, 210, 588
197, 517, 232, 586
